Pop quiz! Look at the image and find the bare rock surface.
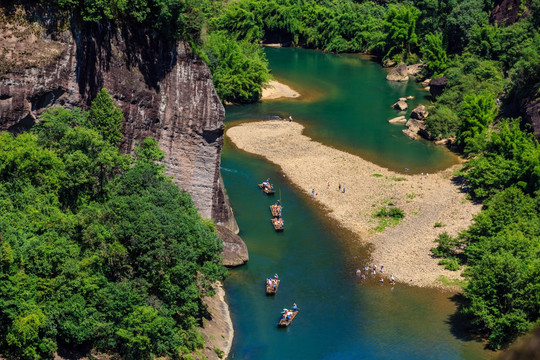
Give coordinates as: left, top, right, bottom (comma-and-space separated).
388, 115, 407, 124
382, 59, 396, 68
393, 100, 408, 111
217, 225, 249, 267
410, 105, 429, 121
386, 64, 409, 82
403, 118, 428, 140
0, 10, 239, 233
196, 283, 234, 360
429, 77, 448, 97
407, 63, 423, 76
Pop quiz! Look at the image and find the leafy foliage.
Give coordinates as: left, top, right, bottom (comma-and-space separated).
88, 88, 124, 146
383, 5, 421, 61
0, 107, 226, 359
203, 31, 270, 103
421, 32, 448, 76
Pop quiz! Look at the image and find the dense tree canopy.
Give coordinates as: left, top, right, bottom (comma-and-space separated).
0, 105, 226, 359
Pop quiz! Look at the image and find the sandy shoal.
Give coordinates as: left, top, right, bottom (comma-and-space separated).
261, 80, 300, 100
226, 120, 482, 289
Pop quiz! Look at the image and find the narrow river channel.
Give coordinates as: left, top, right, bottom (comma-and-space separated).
221, 47, 495, 360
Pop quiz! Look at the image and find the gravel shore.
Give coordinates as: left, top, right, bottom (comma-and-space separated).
226, 120, 482, 289
261, 80, 300, 100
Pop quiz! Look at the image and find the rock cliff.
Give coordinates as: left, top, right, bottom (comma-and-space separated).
0, 9, 239, 233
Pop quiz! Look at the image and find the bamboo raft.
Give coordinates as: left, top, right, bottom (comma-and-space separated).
266, 279, 280, 295
271, 218, 284, 231
258, 183, 275, 195
269, 204, 282, 217
278, 309, 298, 327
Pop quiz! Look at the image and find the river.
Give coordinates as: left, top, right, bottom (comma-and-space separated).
221, 47, 495, 360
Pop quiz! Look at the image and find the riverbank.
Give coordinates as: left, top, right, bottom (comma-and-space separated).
197, 282, 233, 360
261, 80, 300, 100
226, 120, 482, 289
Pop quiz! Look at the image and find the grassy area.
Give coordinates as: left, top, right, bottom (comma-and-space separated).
437, 275, 467, 289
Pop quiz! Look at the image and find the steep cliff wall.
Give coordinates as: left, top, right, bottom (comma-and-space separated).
0, 10, 238, 232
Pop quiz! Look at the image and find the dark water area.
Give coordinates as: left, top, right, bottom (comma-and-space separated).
221, 48, 495, 359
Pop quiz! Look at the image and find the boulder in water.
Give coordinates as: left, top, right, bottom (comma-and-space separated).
217, 225, 249, 267
393, 100, 408, 111
386, 64, 409, 82
388, 116, 407, 124
410, 105, 429, 121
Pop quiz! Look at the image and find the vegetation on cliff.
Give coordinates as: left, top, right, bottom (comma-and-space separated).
0, 90, 226, 359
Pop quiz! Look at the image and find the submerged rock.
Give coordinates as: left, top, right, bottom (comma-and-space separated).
388, 116, 407, 124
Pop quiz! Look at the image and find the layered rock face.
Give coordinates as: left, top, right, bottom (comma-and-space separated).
0, 15, 238, 232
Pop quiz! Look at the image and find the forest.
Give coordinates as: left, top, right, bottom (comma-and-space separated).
3, 0, 540, 354
0, 89, 226, 359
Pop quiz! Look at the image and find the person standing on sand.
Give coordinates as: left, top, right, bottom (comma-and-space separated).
312, 188, 315, 196
289, 116, 293, 122
338, 184, 341, 191
342, 186, 346, 193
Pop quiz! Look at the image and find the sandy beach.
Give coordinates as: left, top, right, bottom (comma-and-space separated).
261, 80, 300, 100
226, 120, 482, 289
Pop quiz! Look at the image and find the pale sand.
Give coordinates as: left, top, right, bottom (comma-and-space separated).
261, 80, 300, 100
226, 120, 482, 289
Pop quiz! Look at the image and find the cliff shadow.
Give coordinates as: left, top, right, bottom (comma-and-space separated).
73, 20, 113, 104
73, 20, 179, 103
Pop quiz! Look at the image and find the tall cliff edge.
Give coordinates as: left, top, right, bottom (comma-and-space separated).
0, 8, 239, 234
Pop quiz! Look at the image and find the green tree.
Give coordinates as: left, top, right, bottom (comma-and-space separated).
203, 31, 270, 103
455, 91, 497, 153
88, 88, 124, 146
384, 5, 421, 61
421, 32, 448, 76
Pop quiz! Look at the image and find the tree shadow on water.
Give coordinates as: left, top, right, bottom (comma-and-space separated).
446, 293, 489, 348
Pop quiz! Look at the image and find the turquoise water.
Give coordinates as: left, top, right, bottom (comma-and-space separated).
226, 47, 459, 174
221, 48, 494, 359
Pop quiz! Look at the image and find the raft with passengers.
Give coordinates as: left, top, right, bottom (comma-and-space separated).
266, 275, 280, 295
278, 304, 298, 327
269, 201, 282, 217
258, 178, 275, 195
271, 217, 284, 231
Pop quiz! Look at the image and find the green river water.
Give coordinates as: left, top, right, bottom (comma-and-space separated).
221, 47, 496, 360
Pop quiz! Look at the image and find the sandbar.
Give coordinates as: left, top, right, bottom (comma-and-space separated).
226, 120, 481, 289
261, 80, 300, 100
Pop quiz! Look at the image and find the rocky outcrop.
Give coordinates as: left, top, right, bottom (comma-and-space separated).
429, 77, 448, 97
490, 0, 527, 26
383, 59, 397, 68
522, 96, 540, 140
386, 64, 409, 82
0, 14, 240, 234
388, 115, 407, 124
393, 100, 408, 111
197, 283, 234, 360
216, 225, 249, 267
411, 105, 429, 121
406, 64, 423, 76
402, 118, 428, 140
